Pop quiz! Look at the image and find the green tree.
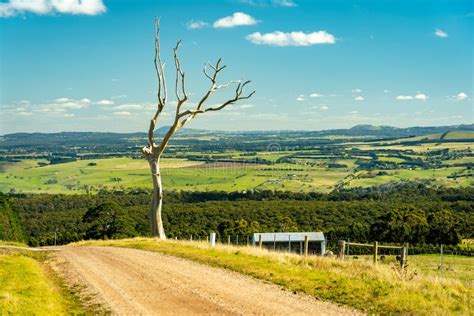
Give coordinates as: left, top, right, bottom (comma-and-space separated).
0, 193, 26, 242
83, 201, 137, 240
427, 210, 461, 245
370, 207, 429, 243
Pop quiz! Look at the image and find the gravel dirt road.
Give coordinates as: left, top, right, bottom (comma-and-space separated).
52, 246, 361, 315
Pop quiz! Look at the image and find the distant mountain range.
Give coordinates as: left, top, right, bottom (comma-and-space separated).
1, 124, 472, 148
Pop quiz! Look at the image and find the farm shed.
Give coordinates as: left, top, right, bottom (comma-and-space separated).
252, 232, 326, 255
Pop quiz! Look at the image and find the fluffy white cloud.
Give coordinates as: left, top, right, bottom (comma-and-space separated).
319, 105, 329, 110
1, 0, 106, 17
17, 111, 33, 116
96, 99, 114, 105
434, 29, 448, 38
213, 12, 258, 28
113, 104, 143, 110
53, 97, 91, 109
246, 30, 336, 46
186, 19, 208, 30
240, 104, 255, 109
239, 0, 297, 7
354, 96, 364, 101
310, 93, 323, 98
113, 111, 131, 116
352, 89, 362, 93
396, 93, 428, 101
396, 95, 413, 100
414, 93, 428, 101
455, 92, 468, 101
272, 0, 297, 7
296, 94, 305, 101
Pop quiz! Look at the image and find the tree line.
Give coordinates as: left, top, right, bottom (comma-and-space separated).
0, 183, 472, 248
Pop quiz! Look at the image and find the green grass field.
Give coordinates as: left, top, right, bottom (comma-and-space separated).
349, 167, 473, 188
0, 250, 85, 315
75, 238, 473, 315
1, 134, 472, 194
0, 157, 353, 194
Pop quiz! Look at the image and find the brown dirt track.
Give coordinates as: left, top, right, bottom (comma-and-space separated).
51, 246, 361, 315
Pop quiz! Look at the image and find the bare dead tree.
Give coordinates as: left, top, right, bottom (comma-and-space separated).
142, 19, 255, 239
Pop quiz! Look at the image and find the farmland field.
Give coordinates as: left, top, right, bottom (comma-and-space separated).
1, 128, 472, 194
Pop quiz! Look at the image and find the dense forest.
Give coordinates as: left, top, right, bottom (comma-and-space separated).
1, 182, 472, 250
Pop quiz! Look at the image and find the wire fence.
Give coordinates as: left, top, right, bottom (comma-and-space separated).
169, 234, 474, 257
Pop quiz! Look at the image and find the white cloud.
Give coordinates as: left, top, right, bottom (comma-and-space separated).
349, 110, 358, 114
354, 96, 364, 101
112, 94, 127, 99
17, 111, 33, 116
54, 97, 72, 103
113, 104, 143, 110
63, 113, 75, 118
240, 104, 255, 109
383, 89, 390, 93
213, 12, 258, 28
396, 93, 428, 101
434, 29, 448, 38
52, 97, 91, 109
186, 19, 208, 30
414, 93, 428, 101
272, 0, 297, 7
319, 105, 329, 110
396, 95, 414, 100
113, 111, 131, 116
96, 99, 114, 105
455, 92, 468, 101
310, 93, 323, 98
246, 30, 336, 46
1, 0, 106, 17
238, 0, 297, 7
296, 94, 306, 101
352, 89, 362, 93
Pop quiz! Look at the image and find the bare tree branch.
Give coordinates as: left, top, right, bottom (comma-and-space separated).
147, 17, 168, 149
173, 41, 187, 103
143, 20, 255, 239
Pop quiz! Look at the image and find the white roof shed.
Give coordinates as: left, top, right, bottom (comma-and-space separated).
252, 232, 325, 243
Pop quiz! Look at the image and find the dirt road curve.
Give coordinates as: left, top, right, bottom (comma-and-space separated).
52, 246, 360, 315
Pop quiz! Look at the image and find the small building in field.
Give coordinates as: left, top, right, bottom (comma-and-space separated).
252, 232, 326, 255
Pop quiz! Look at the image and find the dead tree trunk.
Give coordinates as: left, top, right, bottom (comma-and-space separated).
142, 19, 255, 239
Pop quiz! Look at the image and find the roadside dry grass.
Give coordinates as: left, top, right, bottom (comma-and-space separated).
75, 238, 473, 315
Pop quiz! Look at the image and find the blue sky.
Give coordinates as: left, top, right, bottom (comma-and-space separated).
0, 0, 472, 133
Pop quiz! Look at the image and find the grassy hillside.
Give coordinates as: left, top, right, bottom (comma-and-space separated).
75, 238, 473, 315
442, 131, 474, 140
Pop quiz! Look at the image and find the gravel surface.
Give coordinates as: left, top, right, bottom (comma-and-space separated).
52, 246, 361, 315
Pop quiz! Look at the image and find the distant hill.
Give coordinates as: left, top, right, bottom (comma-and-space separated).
0, 124, 472, 149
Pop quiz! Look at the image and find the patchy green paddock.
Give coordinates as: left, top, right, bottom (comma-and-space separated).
0, 157, 351, 194
349, 167, 473, 188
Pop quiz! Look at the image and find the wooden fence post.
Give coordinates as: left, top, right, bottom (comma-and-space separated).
227, 235, 231, 245
304, 235, 309, 257
400, 242, 409, 269
258, 234, 263, 249
337, 240, 346, 260
373, 241, 378, 265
